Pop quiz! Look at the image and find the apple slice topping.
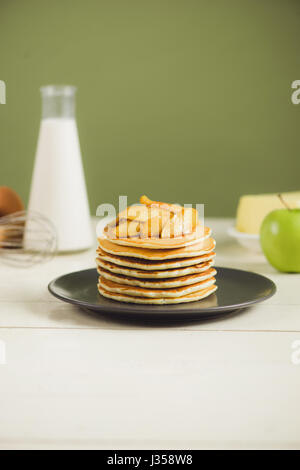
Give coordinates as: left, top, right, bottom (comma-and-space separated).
104, 195, 199, 239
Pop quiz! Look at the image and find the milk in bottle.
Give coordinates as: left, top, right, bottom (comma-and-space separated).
28, 85, 92, 251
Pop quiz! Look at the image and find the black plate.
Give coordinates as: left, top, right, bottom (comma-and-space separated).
48, 267, 276, 320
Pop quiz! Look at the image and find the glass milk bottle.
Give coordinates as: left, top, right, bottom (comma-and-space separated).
28, 85, 93, 251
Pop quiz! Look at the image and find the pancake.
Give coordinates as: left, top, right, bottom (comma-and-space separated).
98, 276, 216, 298
96, 196, 217, 306
98, 267, 216, 288
96, 248, 216, 271
98, 237, 216, 260
98, 283, 218, 304
106, 225, 210, 249
96, 257, 214, 278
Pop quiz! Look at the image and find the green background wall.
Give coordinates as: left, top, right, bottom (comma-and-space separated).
1, 0, 300, 216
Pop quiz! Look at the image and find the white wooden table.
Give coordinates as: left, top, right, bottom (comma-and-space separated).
0, 218, 300, 450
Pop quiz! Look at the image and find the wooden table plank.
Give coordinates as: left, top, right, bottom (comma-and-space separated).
0, 328, 299, 449
1, 218, 299, 449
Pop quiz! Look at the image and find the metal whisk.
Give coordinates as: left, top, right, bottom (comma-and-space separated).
0, 211, 57, 267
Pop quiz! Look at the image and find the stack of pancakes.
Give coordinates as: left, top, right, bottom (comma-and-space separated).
96, 196, 217, 304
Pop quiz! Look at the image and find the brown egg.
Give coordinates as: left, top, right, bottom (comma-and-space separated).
0, 187, 24, 247
0, 186, 24, 217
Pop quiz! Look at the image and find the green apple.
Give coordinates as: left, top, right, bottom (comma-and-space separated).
260, 208, 300, 272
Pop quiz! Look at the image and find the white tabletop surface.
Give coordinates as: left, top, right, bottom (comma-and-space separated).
1, 217, 300, 450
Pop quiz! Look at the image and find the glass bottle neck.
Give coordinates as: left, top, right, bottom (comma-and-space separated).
40, 85, 77, 119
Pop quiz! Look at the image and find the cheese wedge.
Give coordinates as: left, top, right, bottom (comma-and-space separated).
236, 191, 300, 234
